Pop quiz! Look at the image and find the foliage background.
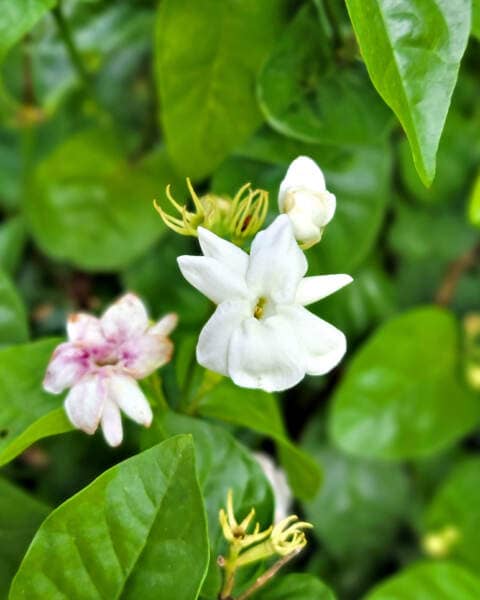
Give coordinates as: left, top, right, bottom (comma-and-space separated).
1, 0, 480, 598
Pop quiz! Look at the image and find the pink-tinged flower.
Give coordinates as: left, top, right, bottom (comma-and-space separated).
43, 293, 177, 447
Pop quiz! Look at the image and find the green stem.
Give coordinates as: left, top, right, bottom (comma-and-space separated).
52, 2, 90, 88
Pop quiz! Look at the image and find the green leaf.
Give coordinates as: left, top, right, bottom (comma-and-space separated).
0, 0, 56, 63
142, 411, 273, 599
0, 408, 72, 468
330, 307, 480, 460
0, 338, 72, 466
25, 132, 179, 271
155, 0, 287, 179
0, 217, 27, 274
0, 270, 28, 344
258, 3, 392, 146
254, 573, 336, 600
345, 0, 471, 185
473, 0, 480, 39
197, 379, 322, 500
364, 561, 480, 600
468, 172, 480, 227
0, 478, 50, 598
425, 458, 480, 572
10, 435, 209, 600
302, 419, 409, 562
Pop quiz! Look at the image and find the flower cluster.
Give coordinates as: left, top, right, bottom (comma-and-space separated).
44, 294, 176, 446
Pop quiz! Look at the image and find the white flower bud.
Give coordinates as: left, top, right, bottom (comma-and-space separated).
278, 156, 336, 248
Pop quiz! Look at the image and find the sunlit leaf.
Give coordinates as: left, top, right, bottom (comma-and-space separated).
330, 307, 480, 459
10, 435, 209, 600
155, 0, 287, 179
345, 0, 471, 185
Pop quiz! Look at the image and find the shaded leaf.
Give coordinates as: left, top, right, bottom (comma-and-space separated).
197, 379, 322, 500
0, 478, 50, 598
0, 270, 29, 344
258, 3, 392, 146
25, 132, 179, 271
254, 573, 335, 600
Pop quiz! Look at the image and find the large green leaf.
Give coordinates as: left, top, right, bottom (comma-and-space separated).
302, 419, 409, 563
0, 270, 28, 344
258, 3, 392, 146
468, 172, 480, 227
329, 307, 480, 460
0, 0, 55, 63
425, 458, 480, 572
364, 561, 480, 600
197, 379, 321, 500
25, 132, 179, 271
0, 478, 50, 598
10, 435, 209, 600
142, 412, 273, 599
255, 573, 335, 600
0, 338, 73, 467
345, 0, 471, 185
155, 0, 287, 179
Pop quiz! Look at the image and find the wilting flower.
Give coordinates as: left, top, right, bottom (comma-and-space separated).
43, 294, 177, 447
178, 215, 351, 392
278, 156, 336, 248
254, 452, 292, 523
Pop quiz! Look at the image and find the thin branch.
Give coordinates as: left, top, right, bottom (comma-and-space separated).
435, 243, 480, 307
235, 549, 302, 600
52, 1, 90, 88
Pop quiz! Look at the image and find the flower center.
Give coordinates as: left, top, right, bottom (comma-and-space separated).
94, 356, 119, 367
253, 297, 267, 319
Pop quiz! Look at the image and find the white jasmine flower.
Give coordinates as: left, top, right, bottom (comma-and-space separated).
254, 452, 293, 523
43, 293, 177, 447
278, 156, 336, 248
177, 215, 351, 392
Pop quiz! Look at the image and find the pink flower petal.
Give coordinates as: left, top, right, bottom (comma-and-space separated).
67, 313, 104, 345
101, 398, 123, 447
121, 334, 173, 379
43, 343, 89, 394
149, 313, 178, 337
108, 374, 153, 427
101, 293, 149, 343
64, 375, 104, 434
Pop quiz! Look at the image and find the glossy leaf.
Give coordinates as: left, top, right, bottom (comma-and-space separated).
345, 0, 471, 185
197, 379, 322, 500
330, 307, 480, 459
155, 0, 287, 179
0, 0, 55, 62
234, 132, 392, 273
364, 561, 480, 600
302, 418, 409, 562
0, 270, 28, 344
258, 3, 392, 146
255, 573, 335, 600
0, 217, 27, 274
425, 458, 480, 572
142, 411, 273, 599
25, 132, 179, 271
0, 338, 70, 466
0, 478, 50, 597
10, 435, 209, 600
468, 172, 480, 227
